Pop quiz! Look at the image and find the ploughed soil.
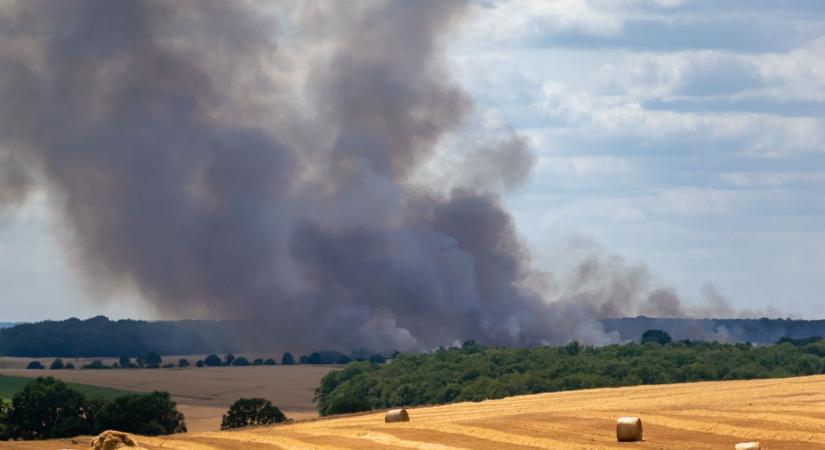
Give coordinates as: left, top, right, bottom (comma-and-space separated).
0, 361, 335, 431
7, 374, 825, 449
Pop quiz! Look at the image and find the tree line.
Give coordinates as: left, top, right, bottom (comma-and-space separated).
27, 350, 387, 371
315, 332, 825, 416
0, 377, 288, 440
0, 316, 242, 357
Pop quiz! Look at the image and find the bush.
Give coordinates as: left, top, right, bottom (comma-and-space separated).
225, 354, 235, 366
26, 361, 44, 370
232, 357, 250, 367
49, 358, 64, 370
221, 398, 287, 430
162, 363, 174, 369
253, 358, 263, 366
94, 391, 186, 436
281, 352, 295, 365
3, 377, 95, 439
119, 356, 136, 368
641, 329, 672, 345
64, 362, 75, 370
178, 359, 190, 367
264, 358, 277, 366
145, 352, 162, 367
82, 360, 108, 369
204, 354, 222, 367
196, 359, 205, 367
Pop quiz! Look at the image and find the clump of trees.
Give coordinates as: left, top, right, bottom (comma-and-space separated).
0, 377, 186, 440
314, 336, 825, 416
34, 348, 383, 372
25, 361, 44, 370
221, 398, 288, 430
94, 392, 186, 436
641, 329, 672, 345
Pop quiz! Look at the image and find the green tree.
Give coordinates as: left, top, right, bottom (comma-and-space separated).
0, 399, 11, 439
4, 377, 95, 439
26, 361, 44, 370
49, 358, 64, 370
178, 358, 190, 367
93, 391, 186, 436
82, 360, 107, 369
225, 353, 235, 366
232, 357, 250, 366
281, 352, 295, 365
204, 354, 222, 366
642, 329, 673, 345
145, 352, 162, 368
119, 356, 133, 368
220, 398, 288, 430
264, 358, 277, 366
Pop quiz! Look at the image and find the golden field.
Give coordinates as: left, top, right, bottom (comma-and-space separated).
0, 361, 335, 431
9, 374, 825, 449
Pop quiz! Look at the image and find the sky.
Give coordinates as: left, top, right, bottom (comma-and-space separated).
1, 0, 824, 322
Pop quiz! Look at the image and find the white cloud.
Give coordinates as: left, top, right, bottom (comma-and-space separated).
720, 171, 825, 188
465, 0, 624, 44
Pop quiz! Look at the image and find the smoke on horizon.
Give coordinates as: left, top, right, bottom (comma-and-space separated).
0, 0, 751, 351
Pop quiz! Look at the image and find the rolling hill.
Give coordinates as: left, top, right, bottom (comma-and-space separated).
8, 374, 825, 449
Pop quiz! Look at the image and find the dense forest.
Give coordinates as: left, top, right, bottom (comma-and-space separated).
315, 337, 825, 416
5, 316, 825, 356
603, 316, 825, 344
0, 316, 242, 357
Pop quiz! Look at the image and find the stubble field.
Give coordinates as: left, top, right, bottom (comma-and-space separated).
0, 360, 335, 432
13, 374, 825, 449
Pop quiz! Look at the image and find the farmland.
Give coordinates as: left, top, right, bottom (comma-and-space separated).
7, 374, 825, 449
0, 362, 336, 432
0, 374, 132, 402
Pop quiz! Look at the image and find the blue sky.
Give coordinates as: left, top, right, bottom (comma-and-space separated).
1, 0, 824, 321
447, 0, 825, 318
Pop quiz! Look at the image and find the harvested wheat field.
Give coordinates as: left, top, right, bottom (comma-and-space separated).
9, 374, 825, 449
0, 364, 335, 431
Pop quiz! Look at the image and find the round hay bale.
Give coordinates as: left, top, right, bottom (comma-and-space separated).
90, 430, 141, 450
616, 416, 643, 442
735, 443, 761, 450
385, 408, 410, 423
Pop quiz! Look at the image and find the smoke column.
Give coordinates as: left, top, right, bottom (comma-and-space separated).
0, 1, 730, 351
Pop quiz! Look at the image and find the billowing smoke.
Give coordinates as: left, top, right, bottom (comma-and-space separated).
0, 1, 744, 351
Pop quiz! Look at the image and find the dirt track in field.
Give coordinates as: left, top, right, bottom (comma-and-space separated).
11, 374, 825, 449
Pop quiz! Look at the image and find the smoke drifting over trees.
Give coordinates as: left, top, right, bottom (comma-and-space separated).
0, 1, 743, 351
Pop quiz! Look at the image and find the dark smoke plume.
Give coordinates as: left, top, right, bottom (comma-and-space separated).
0, 0, 742, 351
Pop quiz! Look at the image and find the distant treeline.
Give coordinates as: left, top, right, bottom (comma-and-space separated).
315, 336, 825, 416
0, 316, 243, 357
602, 316, 825, 344
0, 316, 387, 364
6, 315, 825, 357
28, 350, 387, 371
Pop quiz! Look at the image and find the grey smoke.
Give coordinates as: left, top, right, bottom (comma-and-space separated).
0, 0, 749, 351
0, 154, 31, 207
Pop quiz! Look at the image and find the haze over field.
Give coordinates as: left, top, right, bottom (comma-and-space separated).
1, 1, 824, 350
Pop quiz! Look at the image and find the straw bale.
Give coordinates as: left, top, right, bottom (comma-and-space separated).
90, 430, 142, 450
385, 408, 410, 423
616, 416, 643, 442
735, 443, 761, 450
